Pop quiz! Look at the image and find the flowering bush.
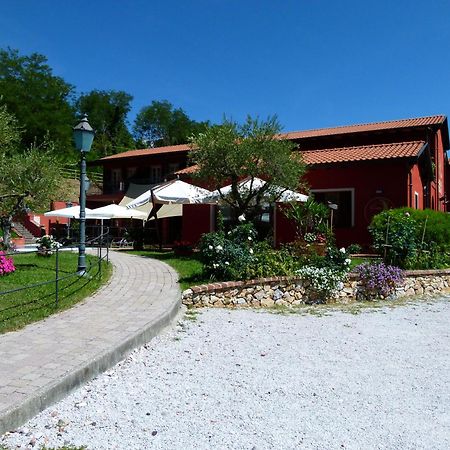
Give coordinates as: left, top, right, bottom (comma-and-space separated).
36, 235, 61, 256
0, 251, 15, 275
325, 246, 352, 270
355, 262, 404, 300
297, 265, 344, 303
199, 224, 256, 280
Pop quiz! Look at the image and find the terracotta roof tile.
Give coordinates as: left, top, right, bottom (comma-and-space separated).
96, 115, 446, 162
283, 115, 446, 140
175, 165, 198, 175
303, 141, 426, 165
100, 144, 191, 161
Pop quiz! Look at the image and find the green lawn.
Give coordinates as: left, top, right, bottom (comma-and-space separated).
0, 251, 111, 334
128, 250, 208, 290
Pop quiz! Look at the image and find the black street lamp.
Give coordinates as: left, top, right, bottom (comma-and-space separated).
73, 114, 94, 273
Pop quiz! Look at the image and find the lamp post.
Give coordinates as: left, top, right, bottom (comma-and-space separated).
73, 115, 94, 273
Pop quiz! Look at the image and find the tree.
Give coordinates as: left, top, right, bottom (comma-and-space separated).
76, 89, 134, 159
189, 116, 307, 223
0, 48, 76, 157
0, 142, 68, 249
133, 100, 209, 147
0, 103, 20, 157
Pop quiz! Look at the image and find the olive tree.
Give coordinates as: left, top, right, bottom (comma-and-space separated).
189, 116, 307, 223
0, 141, 68, 249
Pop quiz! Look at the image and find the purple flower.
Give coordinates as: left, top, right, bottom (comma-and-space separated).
356, 262, 403, 299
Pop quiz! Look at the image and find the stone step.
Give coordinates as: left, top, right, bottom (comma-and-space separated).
13, 221, 38, 244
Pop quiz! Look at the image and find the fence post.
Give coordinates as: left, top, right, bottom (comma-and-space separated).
55, 246, 59, 308
99, 241, 102, 277
106, 231, 109, 263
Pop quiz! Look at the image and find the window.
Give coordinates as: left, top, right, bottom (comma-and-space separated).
168, 163, 180, 174
312, 189, 354, 228
150, 165, 162, 183
415, 192, 419, 209
111, 169, 122, 190
127, 167, 137, 179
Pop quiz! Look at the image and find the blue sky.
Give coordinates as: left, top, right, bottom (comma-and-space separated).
1, 0, 449, 133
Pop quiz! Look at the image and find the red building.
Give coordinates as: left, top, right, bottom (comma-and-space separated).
88, 114, 450, 249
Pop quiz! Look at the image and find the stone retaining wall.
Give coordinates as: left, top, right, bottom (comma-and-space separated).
182, 270, 450, 308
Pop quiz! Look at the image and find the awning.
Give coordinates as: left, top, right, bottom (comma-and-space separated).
119, 183, 182, 220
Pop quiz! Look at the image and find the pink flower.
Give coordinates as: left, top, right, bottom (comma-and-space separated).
0, 251, 16, 275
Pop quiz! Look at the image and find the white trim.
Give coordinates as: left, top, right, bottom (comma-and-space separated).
311, 188, 355, 227
414, 191, 419, 209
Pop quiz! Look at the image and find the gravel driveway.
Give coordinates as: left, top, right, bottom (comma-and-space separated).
2, 298, 449, 450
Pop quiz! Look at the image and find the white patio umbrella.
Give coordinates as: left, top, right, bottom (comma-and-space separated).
206, 177, 309, 203
90, 204, 147, 219
44, 205, 95, 219
89, 204, 148, 243
126, 179, 213, 209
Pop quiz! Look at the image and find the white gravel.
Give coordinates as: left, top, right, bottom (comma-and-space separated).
2, 298, 450, 450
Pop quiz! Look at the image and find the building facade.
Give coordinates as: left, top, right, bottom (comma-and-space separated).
88, 115, 449, 249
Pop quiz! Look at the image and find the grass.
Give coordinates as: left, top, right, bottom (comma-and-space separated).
0, 251, 112, 334
128, 250, 209, 290
349, 256, 381, 269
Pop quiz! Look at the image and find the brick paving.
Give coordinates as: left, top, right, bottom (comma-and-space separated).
0, 251, 181, 434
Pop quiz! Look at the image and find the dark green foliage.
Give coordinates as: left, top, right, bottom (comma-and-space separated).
369, 207, 450, 269
247, 242, 299, 278
282, 197, 330, 241
199, 224, 257, 280
76, 89, 134, 159
133, 100, 209, 147
0, 48, 76, 158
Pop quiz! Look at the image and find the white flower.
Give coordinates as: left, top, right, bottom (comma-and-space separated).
216, 245, 223, 251
212, 263, 218, 269
208, 245, 213, 250
339, 247, 346, 253
248, 236, 252, 241
345, 258, 351, 265
227, 231, 232, 235
225, 261, 230, 265
238, 214, 246, 222
249, 248, 254, 254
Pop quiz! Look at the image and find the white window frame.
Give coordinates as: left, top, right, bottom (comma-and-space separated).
310, 188, 355, 227
150, 165, 162, 183
111, 168, 121, 189
414, 191, 419, 209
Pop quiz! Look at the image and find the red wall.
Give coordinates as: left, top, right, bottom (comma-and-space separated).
276, 159, 409, 249
182, 204, 215, 245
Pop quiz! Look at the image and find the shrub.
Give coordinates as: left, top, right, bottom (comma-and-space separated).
199, 224, 256, 280
369, 209, 418, 267
355, 262, 404, 300
36, 234, 61, 256
247, 242, 300, 278
370, 208, 450, 268
297, 265, 344, 303
324, 246, 352, 271
0, 251, 15, 275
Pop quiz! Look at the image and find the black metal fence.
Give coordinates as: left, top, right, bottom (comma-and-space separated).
0, 231, 111, 331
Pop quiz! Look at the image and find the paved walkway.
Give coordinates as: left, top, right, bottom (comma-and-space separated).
0, 251, 181, 435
